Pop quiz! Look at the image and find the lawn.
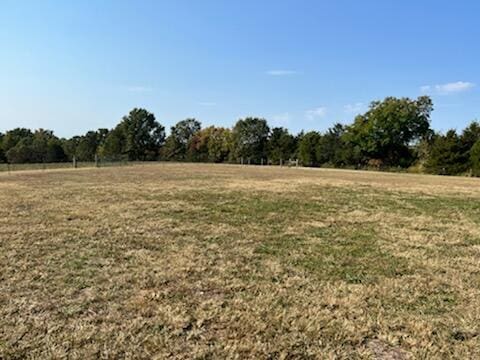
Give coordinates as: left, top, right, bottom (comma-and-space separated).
1, 163, 479, 358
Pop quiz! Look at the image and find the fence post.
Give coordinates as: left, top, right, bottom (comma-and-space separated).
261, 158, 264, 166
248, 158, 251, 165
296, 159, 299, 167
95, 154, 99, 168
241, 157, 244, 165
280, 159, 283, 167
73, 156, 77, 169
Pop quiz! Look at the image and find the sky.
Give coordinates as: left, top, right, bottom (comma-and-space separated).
1, 0, 480, 137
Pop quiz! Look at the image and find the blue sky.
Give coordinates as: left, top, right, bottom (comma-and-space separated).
1, 0, 479, 137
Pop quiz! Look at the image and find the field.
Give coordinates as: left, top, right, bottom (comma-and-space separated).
1, 163, 479, 359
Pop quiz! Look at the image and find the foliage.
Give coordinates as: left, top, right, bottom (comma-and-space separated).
267, 127, 296, 164
100, 125, 126, 159
424, 130, 468, 175
344, 96, 433, 167
232, 117, 270, 163
3, 99, 480, 177
316, 123, 347, 166
0, 132, 5, 162
298, 131, 321, 166
4, 129, 66, 163
121, 108, 165, 160
470, 139, 480, 177
187, 126, 232, 162
162, 118, 201, 161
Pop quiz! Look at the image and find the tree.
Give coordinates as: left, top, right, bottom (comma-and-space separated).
231, 117, 270, 163
163, 119, 201, 161
0, 132, 5, 162
30, 129, 54, 163
6, 138, 33, 163
99, 125, 126, 159
187, 127, 211, 162
76, 131, 101, 161
460, 121, 480, 169
62, 136, 81, 161
121, 108, 165, 160
2, 128, 33, 154
316, 123, 347, 166
4, 129, 66, 163
344, 96, 433, 167
425, 130, 467, 175
268, 127, 295, 164
298, 131, 321, 166
208, 127, 232, 163
471, 140, 480, 177
46, 138, 67, 162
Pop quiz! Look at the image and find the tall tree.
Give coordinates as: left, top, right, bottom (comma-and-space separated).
2, 128, 33, 155
344, 96, 433, 167
0, 132, 5, 162
425, 130, 467, 175
99, 125, 127, 159
232, 117, 270, 163
298, 131, 321, 166
268, 127, 296, 164
121, 108, 165, 160
460, 121, 480, 169
316, 123, 347, 166
471, 140, 480, 177
163, 118, 201, 161
208, 127, 232, 163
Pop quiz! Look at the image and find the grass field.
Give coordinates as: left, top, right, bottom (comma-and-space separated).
1, 163, 479, 359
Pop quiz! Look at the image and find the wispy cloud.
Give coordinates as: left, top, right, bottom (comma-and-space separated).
124, 85, 153, 93
344, 102, 366, 114
420, 81, 475, 95
305, 107, 327, 121
198, 102, 217, 107
266, 69, 298, 76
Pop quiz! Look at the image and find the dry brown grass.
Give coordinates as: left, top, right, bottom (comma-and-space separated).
1, 163, 479, 359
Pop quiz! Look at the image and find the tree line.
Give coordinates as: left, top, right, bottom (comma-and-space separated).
1, 96, 480, 176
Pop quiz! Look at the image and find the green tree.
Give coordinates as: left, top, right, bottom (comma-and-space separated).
163, 119, 201, 161
208, 127, 232, 163
46, 137, 67, 162
76, 131, 102, 161
100, 125, 126, 159
6, 138, 33, 163
0, 132, 5, 162
460, 121, 480, 169
471, 139, 480, 177
232, 117, 270, 163
30, 129, 54, 162
62, 136, 81, 161
268, 127, 295, 164
298, 131, 321, 166
425, 130, 467, 175
316, 123, 347, 166
2, 128, 33, 155
344, 96, 433, 167
121, 108, 165, 160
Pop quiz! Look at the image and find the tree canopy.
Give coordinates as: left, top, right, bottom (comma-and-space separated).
3, 98, 480, 177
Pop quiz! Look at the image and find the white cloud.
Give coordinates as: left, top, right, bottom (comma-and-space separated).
198, 102, 217, 106
420, 81, 475, 95
305, 107, 327, 121
124, 85, 153, 93
266, 69, 298, 76
344, 102, 366, 114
